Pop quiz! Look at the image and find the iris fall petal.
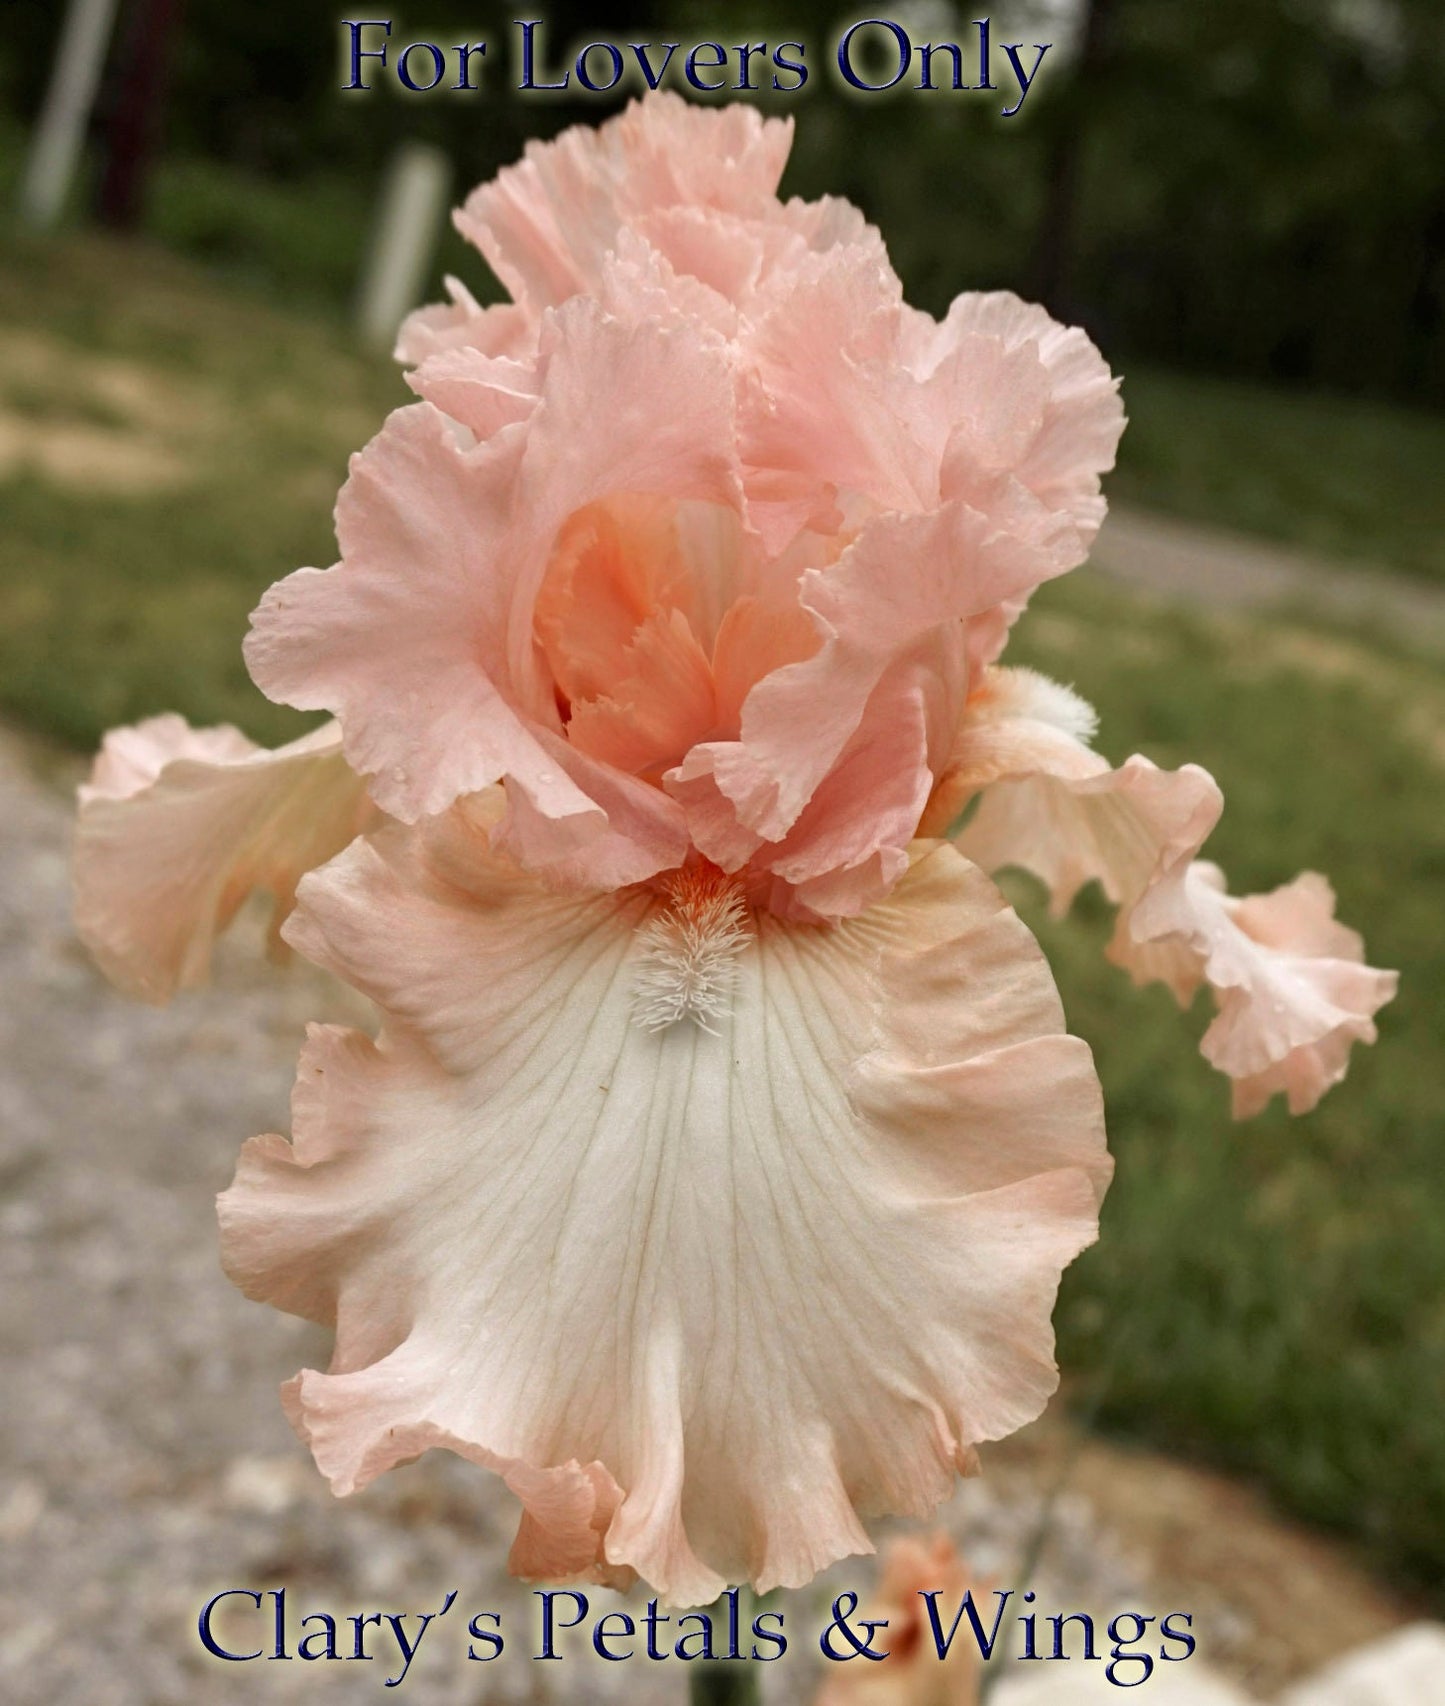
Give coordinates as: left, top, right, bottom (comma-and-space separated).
219, 808, 1108, 1602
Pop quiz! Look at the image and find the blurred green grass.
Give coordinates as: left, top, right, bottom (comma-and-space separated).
1005, 579, 1445, 1593
1111, 367, 1445, 585
0, 232, 404, 748
1, 231, 1440, 1597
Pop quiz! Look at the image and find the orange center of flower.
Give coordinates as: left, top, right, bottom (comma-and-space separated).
534, 493, 817, 786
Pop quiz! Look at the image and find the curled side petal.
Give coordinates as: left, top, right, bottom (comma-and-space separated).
73, 716, 378, 1002
1131, 866, 1399, 1119
943, 669, 1396, 1116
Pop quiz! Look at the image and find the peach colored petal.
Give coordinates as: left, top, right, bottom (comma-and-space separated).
673, 647, 952, 922
814, 1531, 983, 1706
219, 819, 1107, 1602
919, 666, 1099, 838
83, 711, 257, 796
1133, 866, 1399, 1119
753, 650, 958, 920
245, 301, 740, 882
248, 98, 1131, 926
533, 493, 727, 707
676, 496, 1078, 850
245, 402, 540, 818
490, 726, 691, 891
565, 607, 718, 780
406, 95, 889, 379
946, 669, 1396, 1115
455, 93, 794, 315
73, 716, 377, 1002
906, 291, 1125, 548
738, 243, 918, 550
404, 345, 540, 439
740, 263, 1121, 563
393, 278, 531, 367
627, 196, 891, 329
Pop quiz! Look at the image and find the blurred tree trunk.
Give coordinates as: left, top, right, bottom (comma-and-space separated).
94, 0, 184, 230
1031, 0, 1117, 320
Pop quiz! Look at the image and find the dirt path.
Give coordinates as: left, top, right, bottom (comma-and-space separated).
1092, 508, 1445, 653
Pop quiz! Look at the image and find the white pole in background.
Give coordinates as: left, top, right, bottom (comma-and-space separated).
357, 142, 452, 353
18, 0, 122, 230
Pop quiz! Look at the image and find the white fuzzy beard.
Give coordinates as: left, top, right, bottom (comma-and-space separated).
631, 868, 752, 1034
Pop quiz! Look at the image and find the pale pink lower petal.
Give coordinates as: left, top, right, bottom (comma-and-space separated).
74, 717, 376, 1002
220, 822, 1107, 1601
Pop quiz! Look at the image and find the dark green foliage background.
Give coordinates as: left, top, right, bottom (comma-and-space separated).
6, 0, 1444, 400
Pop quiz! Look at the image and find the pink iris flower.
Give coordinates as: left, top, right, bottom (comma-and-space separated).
73, 95, 1394, 1604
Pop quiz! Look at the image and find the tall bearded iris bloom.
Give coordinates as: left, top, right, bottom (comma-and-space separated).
73, 95, 1394, 1603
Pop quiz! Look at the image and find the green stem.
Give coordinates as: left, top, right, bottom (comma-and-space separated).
688, 1665, 762, 1706
686, 1591, 762, 1706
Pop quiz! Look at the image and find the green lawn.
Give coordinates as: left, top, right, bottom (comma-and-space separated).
1, 232, 1441, 1599
1112, 366, 1445, 586
1007, 578, 1445, 1594
0, 232, 403, 749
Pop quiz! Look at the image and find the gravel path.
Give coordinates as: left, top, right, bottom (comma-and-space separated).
0, 726, 1410, 1705
1093, 509, 1445, 652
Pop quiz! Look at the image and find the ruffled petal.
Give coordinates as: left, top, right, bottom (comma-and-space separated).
393, 278, 531, 368
565, 607, 718, 779
73, 715, 377, 1002
738, 244, 918, 549
1133, 866, 1399, 1119
219, 813, 1108, 1602
455, 93, 794, 315
906, 291, 1125, 548
675, 496, 1078, 849
744, 650, 957, 921
740, 268, 1121, 567
944, 670, 1396, 1116
246, 300, 741, 881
